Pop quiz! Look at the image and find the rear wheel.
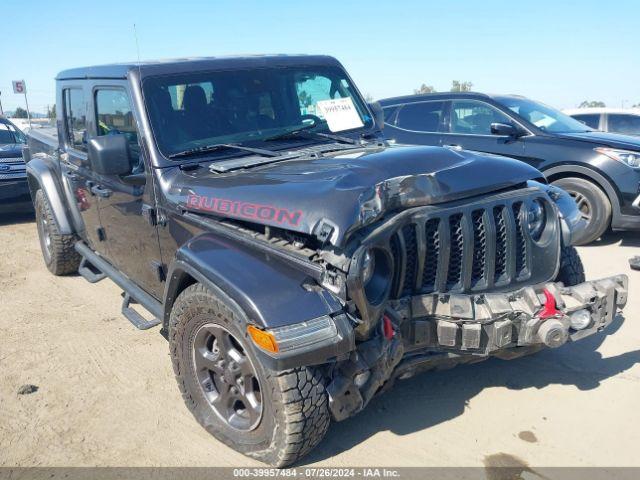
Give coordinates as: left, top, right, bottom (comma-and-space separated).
169, 283, 331, 467
551, 177, 611, 245
34, 189, 81, 275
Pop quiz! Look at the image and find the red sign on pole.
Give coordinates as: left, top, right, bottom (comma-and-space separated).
12, 80, 26, 94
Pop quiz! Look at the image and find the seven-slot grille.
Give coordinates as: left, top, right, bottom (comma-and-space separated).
391, 201, 532, 298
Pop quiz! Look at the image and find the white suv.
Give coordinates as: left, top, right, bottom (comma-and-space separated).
564, 107, 640, 136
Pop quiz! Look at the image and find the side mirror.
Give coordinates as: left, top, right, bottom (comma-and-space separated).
368, 101, 385, 131
490, 122, 518, 137
88, 135, 132, 176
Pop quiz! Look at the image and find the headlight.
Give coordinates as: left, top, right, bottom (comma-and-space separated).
362, 249, 375, 285
595, 147, 640, 168
359, 248, 392, 305
527, 200, 546, 241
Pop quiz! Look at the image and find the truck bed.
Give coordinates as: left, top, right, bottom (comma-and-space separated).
27, 127, 59, 158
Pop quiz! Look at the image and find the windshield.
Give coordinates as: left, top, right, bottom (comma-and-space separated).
142, 65, 374, 159
494, 96, 594, 134
0, 121, 26, 144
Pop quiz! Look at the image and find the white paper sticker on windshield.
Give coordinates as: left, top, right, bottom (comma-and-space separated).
316, 97, 364, 132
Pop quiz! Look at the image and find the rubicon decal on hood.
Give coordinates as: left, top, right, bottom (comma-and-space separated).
186, 193, 303, 227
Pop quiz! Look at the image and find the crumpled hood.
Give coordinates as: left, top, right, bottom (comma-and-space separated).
161, 145, 543, 246
556, 131, 640, 151
0, 143, 23, 158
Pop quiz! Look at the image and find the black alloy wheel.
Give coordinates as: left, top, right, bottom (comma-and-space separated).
192, 323, 263, 431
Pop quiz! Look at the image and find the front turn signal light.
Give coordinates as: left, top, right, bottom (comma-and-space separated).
247, 325, 279, 353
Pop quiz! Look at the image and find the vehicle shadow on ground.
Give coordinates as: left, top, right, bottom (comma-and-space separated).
583, 231, 640, 248
0, 211, 35, 226
306, 313, 640, 463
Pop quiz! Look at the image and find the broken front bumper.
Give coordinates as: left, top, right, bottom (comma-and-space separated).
326, 275, 627, 421
393, 275, 628, 356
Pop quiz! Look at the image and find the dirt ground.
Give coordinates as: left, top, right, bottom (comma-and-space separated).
0, 211, 638, 468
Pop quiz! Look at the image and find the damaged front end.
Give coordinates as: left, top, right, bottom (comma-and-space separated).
327, 275, 628, 422
322, 181, 626, 422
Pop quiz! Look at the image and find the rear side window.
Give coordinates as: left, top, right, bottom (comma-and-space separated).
572, 113, 600, 129
396, 101, 445, 132
63, 88, 87, 151
608, 114, 640, 135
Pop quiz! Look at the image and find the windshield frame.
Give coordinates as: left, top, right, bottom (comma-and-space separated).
140, 64, 376, 163
492, 96, 596, 135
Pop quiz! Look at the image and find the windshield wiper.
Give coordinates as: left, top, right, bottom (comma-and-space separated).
264, 125, 358, 145
169, 143, 279, 159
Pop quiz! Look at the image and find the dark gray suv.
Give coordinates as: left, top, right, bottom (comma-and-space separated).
379, 93, 640, 244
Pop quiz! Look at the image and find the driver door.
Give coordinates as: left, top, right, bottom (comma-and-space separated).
88, 84, 164, 299
442, 100, 528, 160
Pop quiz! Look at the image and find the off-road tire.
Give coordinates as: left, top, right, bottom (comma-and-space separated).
169, 283, 331, 467
551, 177, 611, 245
34, 189, 81, 275
555, 246, 585, 287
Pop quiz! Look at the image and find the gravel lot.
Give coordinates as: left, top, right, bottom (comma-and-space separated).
0, 211, 638, 468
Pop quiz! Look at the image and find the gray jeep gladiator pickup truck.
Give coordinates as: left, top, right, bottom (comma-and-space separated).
24, 55, 628, 466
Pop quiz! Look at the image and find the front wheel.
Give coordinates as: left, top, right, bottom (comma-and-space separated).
555, 246, 586, 287
551, 177, 611, 245
169, 284, 331, 467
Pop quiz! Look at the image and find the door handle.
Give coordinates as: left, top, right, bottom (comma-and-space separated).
90, 184, 112, 198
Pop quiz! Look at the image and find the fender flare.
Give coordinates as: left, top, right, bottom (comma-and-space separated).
542, 164, 621, 219
25, 154, 75, 235
162, 232, 343, 331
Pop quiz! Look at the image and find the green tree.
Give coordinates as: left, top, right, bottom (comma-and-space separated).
47, 104, 56, 119
13, 107, 28, 118
578, 100, 606, 108
414, 84, 436, 94
450, 80, 473, 92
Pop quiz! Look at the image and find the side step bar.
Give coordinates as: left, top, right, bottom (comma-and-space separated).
121, 293, 161, 330
78, 257, 107, 283
74, 242, 163, 330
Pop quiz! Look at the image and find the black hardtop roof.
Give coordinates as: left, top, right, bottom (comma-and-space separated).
378, 92, 526, 105
56, 54, 342, 81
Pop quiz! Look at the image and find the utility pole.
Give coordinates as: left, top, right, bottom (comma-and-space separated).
0, 90, 4, 116
24, 90, 32, 128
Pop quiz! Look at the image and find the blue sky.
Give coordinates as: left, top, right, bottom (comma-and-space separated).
1, 0, 638, 114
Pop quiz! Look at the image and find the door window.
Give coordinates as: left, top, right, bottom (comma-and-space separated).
395, 102, 445, 132
63, 88, 87, 151
608, 114, 640, 135
95, 88, 141, 172
451, 100, 512, 135
572, 113, 600, 129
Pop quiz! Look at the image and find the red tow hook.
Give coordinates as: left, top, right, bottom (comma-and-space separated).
383, 315, 395, 340
539, 289, 561, 319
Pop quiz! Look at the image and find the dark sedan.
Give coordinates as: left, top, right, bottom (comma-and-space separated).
0, 117, 30, 213
379, 93, 640, 244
